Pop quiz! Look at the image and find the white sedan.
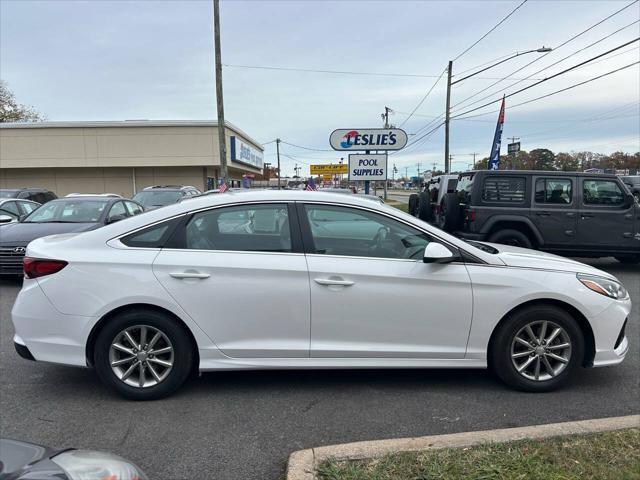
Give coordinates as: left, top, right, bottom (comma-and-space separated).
12, 191, 630, 400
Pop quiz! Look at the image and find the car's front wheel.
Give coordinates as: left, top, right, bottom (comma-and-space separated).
94, 309, 194, 400
490, 305, 584, 392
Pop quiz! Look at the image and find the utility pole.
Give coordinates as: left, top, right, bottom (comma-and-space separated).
444, 60, 453, 174
276, 138, 281, 190
381, 107, 391, 200
213, 0, 228, 183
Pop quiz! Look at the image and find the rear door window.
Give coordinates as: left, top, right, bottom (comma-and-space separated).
582, 180, 625, 206
535, 178, 573, 205
482, 176, 526, 203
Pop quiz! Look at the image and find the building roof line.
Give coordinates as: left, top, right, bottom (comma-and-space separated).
0, 120, 264, 151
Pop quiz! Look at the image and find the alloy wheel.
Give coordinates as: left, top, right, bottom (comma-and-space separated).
109, 325, 174, 388
510, 320, 572, 382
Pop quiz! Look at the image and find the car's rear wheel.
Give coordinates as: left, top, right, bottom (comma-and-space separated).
488, 229, 533, 249
94, 309, 193, 400
490, 305, 584, 392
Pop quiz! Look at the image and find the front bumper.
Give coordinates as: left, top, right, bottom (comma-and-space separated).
590, 299, 631, 367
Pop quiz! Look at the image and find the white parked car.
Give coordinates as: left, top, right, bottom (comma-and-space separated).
12, 191, 630, 400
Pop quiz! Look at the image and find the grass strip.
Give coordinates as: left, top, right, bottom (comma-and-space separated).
317, 428, 640, 480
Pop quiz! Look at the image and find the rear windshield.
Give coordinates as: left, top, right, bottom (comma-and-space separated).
0, 190, 19, 199
24, 200, 108, 223
133, 191, 182, 207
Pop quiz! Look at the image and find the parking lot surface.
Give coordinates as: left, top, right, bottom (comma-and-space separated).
1, 258, 638, 480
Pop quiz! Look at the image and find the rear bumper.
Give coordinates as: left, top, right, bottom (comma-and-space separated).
14, 335, 35, 361
11, 279, 94, 367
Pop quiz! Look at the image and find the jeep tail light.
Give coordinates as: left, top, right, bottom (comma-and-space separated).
23, 257, 68, 279
465, 209, 476, 222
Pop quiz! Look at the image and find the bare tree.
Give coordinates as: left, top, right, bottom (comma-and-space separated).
0, 81, 44, 123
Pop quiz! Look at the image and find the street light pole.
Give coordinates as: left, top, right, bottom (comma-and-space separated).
443, 46, 551, 175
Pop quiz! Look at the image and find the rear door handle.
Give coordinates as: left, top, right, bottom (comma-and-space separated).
314, 278, 355, 287
581, 214, 594, 220
169, 272, 210, 279
535, 212, 550, 217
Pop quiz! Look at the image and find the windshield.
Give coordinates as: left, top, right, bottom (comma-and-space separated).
0, 190, 19, 199
621, 176, 640, 186
24, 200, 108, 223
133, 191, 182, 207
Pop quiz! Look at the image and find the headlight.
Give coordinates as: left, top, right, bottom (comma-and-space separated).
51, 450, 148, 480
577, 274, 629, 300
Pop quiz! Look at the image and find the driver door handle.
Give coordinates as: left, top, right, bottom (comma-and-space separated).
314, 278, 355, 287
169, 272, 210, 279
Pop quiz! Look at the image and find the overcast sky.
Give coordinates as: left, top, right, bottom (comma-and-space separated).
1, 0, 639, 176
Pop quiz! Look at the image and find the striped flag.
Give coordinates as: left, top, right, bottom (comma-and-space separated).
218, 178, 228, 193
306, 177, 317, 191
488, 96, 505, 170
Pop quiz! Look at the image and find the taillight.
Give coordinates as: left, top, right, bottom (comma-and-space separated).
465, 209, 476, 222
23, 257, 68, 279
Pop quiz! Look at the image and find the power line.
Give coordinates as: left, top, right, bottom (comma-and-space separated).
453, 0, 528, 62
450, 0, 639, 110
451, 38, 640, 119
451, 19, 640, 114
279, 140, 334, 152
398, 67, 447, 127
507, 61, 640, 110
223, 64, 447, 79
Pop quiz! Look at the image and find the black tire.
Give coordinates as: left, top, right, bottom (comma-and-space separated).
488, 229, 533, 249
408, 194, 419, 217
490, 305, 584, 392
417, 191, 434, 222
440, 193, 461, 232
615, 255, 640, 264
94, 309, 194, 400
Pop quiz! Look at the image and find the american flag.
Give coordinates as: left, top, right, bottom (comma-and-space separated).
306, 177, 317, 191
219, 178, 228, 193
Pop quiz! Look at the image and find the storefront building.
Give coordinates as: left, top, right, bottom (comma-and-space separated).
0, 120, 263, 197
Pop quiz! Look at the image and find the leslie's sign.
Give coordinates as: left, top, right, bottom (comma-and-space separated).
330, 128, 407, 151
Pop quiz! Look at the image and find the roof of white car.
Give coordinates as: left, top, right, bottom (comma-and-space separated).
181, 189, 383, 208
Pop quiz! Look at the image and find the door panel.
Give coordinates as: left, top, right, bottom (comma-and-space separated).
152, 203, 310, 358
300, 203, 473, 359
577, 179, 635, 250
531, 176, 577, 246
307, 255, 473, 358
153, 250, 310, 358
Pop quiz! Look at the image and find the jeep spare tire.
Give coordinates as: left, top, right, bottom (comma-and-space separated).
417, 191, 434, 222
408, 194, 419, 217
440, 193, 461, 231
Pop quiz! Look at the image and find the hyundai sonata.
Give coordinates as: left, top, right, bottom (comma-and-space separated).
12, 191, 630, 399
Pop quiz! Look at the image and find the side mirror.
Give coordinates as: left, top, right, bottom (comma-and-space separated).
0, 214, 14, 224
423, 242, 457, 264
107, 214, 126, 224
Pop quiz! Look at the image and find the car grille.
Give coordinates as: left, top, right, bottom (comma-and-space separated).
0, 246, 25, 274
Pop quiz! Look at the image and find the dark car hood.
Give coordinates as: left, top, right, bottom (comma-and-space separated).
0, 222, 100, 246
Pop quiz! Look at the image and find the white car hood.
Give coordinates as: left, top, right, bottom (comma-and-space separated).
478, 242, 616, 279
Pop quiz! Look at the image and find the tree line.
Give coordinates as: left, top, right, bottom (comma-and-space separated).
472, 148, 639, 173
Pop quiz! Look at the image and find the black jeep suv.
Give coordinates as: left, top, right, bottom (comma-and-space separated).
429, 170, 639, 264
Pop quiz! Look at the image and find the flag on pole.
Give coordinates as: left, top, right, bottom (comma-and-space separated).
218, 178, 228, 193
488, 96, 506, 170
306, 177, 317, 191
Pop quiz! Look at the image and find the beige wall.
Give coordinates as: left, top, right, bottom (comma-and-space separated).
0, 166, 207, 197
0, 124, 262, 172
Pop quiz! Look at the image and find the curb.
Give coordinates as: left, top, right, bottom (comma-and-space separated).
286, 414, 639, 480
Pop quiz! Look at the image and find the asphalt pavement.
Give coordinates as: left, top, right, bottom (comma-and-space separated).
1, 258, 638, 480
